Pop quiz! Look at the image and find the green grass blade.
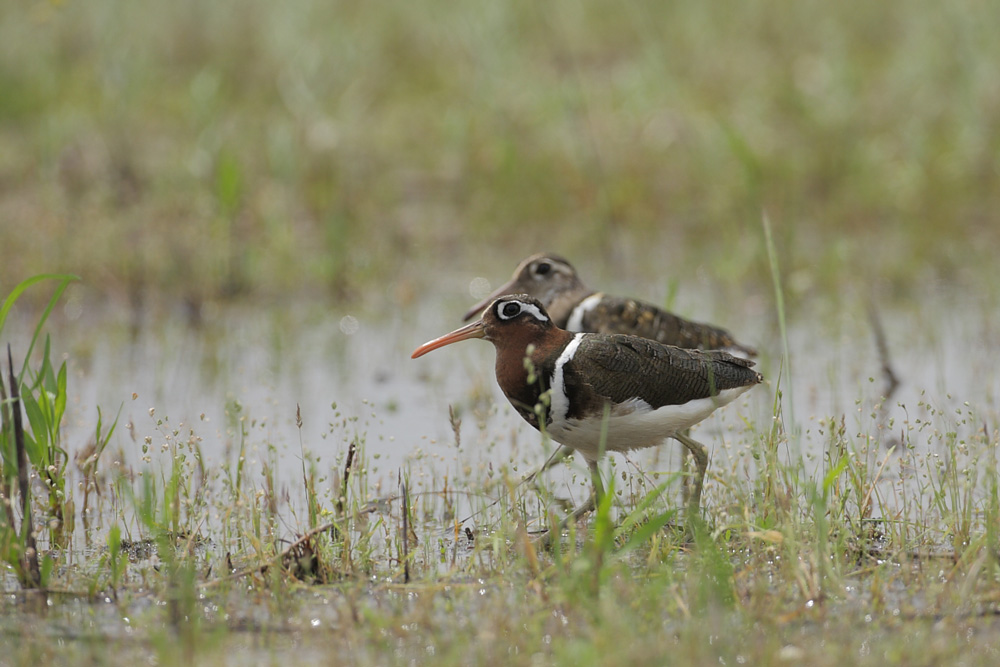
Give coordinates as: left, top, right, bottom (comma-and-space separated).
19, 391, 48, 467
0, 273, 80, 336
18, 276, 79, 384
618, 508, 678, 555
54, 361, 67, 433
39, 335, 55, 392
762, 213, 795, 434
823, 455, 850, 497
94, 402, 123, 461
614, 477, 674, 538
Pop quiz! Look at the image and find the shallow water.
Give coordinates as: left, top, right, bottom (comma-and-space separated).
4, 277, 997, 545
2, 274, 999, 666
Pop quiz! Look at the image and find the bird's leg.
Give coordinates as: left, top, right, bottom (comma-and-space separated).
674, 432, 708, 517
558, 458, 602, 525
678, 429, 693, 504
521, 445, 575, 485
535, 459, 601, 548
565, 493, 596, 525
587, 458, 605, 504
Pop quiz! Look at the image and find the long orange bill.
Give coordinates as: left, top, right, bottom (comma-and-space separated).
411, 319, 487, 359
462, 279, 519, 321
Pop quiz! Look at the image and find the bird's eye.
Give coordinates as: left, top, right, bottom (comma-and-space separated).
534, 262, 551, 276
500, 302, 521, 319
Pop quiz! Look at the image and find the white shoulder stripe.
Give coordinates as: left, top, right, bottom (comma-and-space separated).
565, 293, 604, 332
549, 333, 585, 423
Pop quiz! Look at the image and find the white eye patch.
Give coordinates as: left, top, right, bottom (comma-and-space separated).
496, 299, 549, 322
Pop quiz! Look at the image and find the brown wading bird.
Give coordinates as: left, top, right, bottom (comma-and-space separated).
463, 253, 757, 357
412, 295, 763, 527
463, 253, 759, 496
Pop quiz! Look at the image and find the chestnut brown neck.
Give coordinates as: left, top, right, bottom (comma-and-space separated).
491, 326, 575, 428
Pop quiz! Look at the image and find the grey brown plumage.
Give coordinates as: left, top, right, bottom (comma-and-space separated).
572, 296, 753, 354
463, 253, 757, 356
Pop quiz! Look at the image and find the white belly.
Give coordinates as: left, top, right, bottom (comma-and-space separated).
546, 385, 752, 461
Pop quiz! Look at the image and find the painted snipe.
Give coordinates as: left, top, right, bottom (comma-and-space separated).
464, 253, 757, 357
413, 295, 763, 524
464, 253, 758, 496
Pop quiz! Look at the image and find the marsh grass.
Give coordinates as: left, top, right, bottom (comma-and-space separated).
2, 273, 998, 665
1, 371, 999, 665
2, 0, 999, 309
0, 274, 82, 586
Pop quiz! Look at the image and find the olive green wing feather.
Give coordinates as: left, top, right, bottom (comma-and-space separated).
569, 335, 762, 409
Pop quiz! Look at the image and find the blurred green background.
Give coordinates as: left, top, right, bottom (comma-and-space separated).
2, 0, 998, 314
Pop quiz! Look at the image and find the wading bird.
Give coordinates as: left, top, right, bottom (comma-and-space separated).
464, 254, 759, 496
413, 295, 762, 526
464, 253, 757, 356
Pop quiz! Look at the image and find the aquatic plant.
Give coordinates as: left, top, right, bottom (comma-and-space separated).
0, 274, 78, 585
